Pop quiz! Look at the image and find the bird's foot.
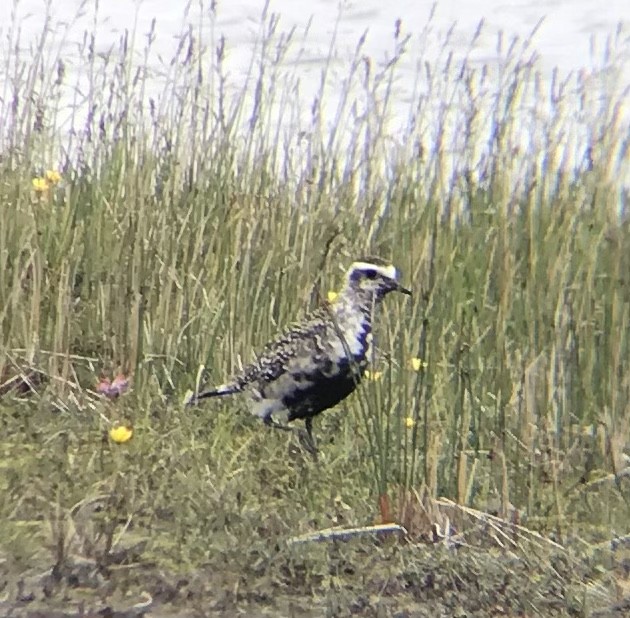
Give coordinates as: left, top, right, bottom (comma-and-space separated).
264, 417, 318, 461
297, 428, 318, 461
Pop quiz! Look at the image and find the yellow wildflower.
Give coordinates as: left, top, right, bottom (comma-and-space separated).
109, 423, 133, 444
32, 177, 49, 192
405, 417, 415, 429
45, 170, 62, 184
365, 369, 383, 381
410, 357, 428, 371
327, 290, 339, 303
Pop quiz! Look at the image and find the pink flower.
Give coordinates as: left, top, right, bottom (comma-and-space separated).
97, 374, 130, 399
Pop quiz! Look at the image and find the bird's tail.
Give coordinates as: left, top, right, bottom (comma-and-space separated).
183, 382, 241, 406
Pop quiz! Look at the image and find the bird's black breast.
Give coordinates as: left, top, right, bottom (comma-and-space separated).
282, 360, 365, 422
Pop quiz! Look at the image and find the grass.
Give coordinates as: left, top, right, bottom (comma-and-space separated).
0, 3, 629, 616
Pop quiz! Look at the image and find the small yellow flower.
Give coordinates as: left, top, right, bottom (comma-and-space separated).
45, 170, 62, 184
365, 370, 383, 381
32, 177, 49, 192
410, 357, 428, 371
109, 423, 133, 444
405, 417, 415, 429
327, 290, 339, 303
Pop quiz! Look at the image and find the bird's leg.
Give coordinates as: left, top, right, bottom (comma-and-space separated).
305, 417, 317, 450
263, 416, 318, 460
298, 417, 318, 460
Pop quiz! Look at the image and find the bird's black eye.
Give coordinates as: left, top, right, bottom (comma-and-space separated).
365, 269, 377, 280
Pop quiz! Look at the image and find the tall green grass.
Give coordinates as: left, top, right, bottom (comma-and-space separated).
0, 3, 629, 609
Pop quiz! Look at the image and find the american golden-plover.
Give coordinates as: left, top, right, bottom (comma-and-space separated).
185, 258, 411, 452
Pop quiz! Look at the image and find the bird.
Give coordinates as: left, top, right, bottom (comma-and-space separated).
185, 257, 411, 453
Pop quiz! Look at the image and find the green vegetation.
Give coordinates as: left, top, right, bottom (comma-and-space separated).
0, 6, 629, 616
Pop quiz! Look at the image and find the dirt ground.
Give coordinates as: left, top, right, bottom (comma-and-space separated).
3, 531, 630, 618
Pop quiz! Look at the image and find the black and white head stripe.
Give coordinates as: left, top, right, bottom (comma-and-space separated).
346, 258, 411, 296
347, 260, 400, 283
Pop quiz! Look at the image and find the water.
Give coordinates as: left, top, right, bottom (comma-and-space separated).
2, 0, 629, 185
10, 0, 628, 80
10, 0, 629, 71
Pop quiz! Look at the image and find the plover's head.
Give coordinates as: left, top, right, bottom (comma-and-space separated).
343, 257, 412, 301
